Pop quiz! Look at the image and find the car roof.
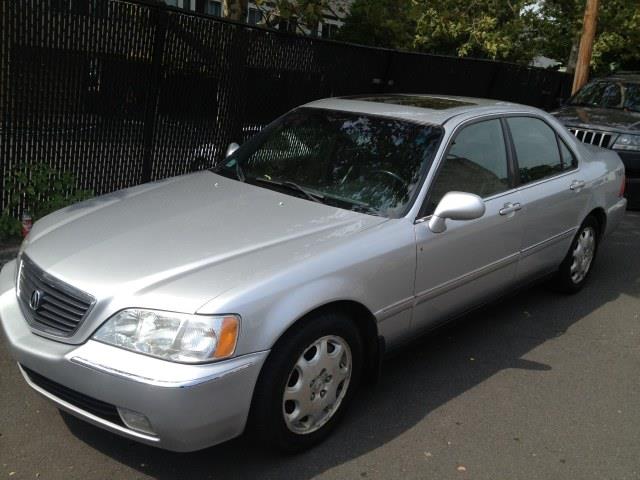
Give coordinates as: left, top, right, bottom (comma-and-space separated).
303, 94, 538, 126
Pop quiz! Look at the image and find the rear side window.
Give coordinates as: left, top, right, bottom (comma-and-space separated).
507, 117, 574, 184
425, 119, 509, 214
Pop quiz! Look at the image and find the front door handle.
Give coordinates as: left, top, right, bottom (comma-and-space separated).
499, 202, 522, 215
570, 180, 586, 191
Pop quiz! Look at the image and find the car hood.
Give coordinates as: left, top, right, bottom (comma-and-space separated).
552, 105, 640, 133
24, 172, 387, 312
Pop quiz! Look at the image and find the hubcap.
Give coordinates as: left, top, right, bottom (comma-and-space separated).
282, 335, 352, 435
570, 226, 596, 284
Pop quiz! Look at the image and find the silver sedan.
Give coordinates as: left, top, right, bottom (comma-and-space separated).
0, 95, 627, 453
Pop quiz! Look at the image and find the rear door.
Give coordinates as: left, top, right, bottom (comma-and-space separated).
504, 116, 588, 279
412, 117, 524, 332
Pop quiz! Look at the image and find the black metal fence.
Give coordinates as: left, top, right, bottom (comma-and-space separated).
0, 0, 573, 210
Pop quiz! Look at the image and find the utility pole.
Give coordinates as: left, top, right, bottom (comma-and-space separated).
572, 0, 600, 94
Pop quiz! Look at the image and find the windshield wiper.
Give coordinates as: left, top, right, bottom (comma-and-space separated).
251, 177, 325, 204
318, 192, 383, 217
349, 204, 383, 216
250, 177, 383, 216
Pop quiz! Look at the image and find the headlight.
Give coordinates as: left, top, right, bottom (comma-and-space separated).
93, 309, 240, 363
612, 134, 640, 151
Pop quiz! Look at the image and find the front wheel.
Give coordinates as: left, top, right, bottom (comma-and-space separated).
249, 311, 363, 453
551, 216, 599, 293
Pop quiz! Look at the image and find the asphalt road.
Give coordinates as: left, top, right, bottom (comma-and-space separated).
1, 213, 639, 480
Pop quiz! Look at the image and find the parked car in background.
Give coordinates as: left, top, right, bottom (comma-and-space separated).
552, 72, 640, 209
0, 95, 627, 454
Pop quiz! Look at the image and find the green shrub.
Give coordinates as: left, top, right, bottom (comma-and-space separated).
0, 163, 94, 242
0, 215, 22, 242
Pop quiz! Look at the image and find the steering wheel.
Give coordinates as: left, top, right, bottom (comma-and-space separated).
371, 169, 409, 191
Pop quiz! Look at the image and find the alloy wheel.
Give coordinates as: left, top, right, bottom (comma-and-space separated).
282, 335, 352, 435
570, 226, 596, 284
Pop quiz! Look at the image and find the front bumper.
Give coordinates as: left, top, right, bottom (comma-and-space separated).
0, 260, 268, 452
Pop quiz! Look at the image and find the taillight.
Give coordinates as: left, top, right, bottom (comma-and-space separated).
619, 174, 626, 197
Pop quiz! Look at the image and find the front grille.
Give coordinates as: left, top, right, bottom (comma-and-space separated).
568, 127, 613, 148
21, 365, 124, 426
17, 255, 95, 337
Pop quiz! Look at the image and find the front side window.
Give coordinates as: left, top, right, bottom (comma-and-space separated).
425, 119, 509, 214
214, 108, 443, 218
559, 138, 577, 169
507, 117, 573, 184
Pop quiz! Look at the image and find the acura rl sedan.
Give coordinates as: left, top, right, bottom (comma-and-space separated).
0, 95, 627, 453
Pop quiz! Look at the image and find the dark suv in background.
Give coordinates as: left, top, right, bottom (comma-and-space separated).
553, 72, 640, 209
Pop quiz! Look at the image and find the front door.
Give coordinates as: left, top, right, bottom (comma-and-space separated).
413, 117, 524, 331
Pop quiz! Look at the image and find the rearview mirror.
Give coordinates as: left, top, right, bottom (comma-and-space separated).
226, 142, 240, 158
428, 191, 485, 234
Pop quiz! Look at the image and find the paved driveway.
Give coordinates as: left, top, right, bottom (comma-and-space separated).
1, 213, 639, 480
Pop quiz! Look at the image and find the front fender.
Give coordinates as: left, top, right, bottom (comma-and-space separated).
197, 220, 417, 356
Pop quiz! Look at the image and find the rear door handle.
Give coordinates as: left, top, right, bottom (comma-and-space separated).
570, 180, 586, 191
499, 202, 522, 215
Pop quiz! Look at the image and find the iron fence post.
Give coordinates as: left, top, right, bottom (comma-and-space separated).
141, 5, 168, 184
0, 0, 9, 209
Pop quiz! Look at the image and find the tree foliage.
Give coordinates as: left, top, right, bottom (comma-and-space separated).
534, 0, 640, 73
255, 0, 348, 35
336, 0, 640, 72
335, 0, 417, 49
413, 0, 538, 63
222, 0, 248, 21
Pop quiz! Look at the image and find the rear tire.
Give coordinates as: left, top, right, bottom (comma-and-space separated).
551, 215, 599, 293
249, 311, 363, 453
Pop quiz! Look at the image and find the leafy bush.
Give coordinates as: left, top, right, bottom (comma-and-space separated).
0, 215, 22, 242
0, 164, 94, 242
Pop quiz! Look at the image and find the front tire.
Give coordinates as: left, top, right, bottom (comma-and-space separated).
249, 311, 363, 453
552, 215, 599, 293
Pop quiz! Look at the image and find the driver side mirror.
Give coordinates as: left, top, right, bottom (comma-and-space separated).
428, 191, 485, 234
226, 142, 240, 158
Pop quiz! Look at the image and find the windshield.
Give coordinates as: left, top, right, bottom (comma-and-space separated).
569, 80, 640, 112
214, 108, 443, 218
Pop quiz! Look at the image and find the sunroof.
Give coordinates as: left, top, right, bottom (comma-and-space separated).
342, 95, 477, 110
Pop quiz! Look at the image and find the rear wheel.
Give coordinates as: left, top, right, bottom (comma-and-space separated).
552, 215, 599, 293
249, 311, 363, 453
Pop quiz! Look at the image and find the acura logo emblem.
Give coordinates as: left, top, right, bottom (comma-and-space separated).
29, 289, 43, 310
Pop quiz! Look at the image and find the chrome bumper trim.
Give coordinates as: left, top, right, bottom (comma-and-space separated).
70, 354, 263, 388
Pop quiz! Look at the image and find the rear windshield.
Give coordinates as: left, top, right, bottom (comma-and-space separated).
214, 108, 443, 218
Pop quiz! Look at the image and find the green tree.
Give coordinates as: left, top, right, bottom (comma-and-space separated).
335, 0, 418, 49
255, 0, 348, 36
413, 0, 538, 63
535, 0, 640, 74
223, 0, 248, 21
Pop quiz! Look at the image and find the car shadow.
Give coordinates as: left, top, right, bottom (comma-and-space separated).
61, 213, 640, 480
